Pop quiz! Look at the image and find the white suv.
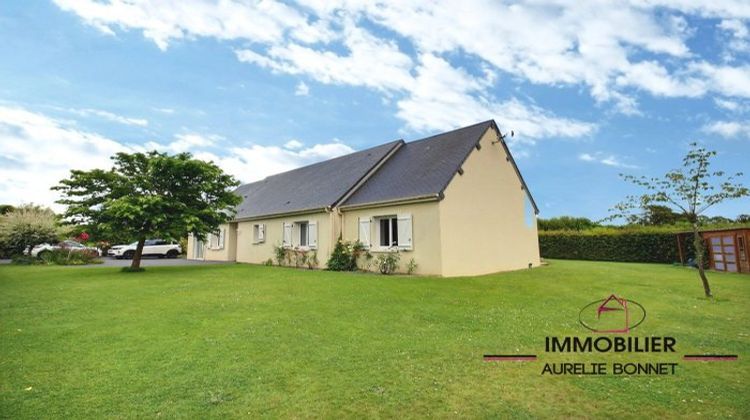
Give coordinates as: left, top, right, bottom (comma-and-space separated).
108, 239, 181, 259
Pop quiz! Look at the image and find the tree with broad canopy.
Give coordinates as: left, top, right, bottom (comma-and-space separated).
54, 151, 241, 271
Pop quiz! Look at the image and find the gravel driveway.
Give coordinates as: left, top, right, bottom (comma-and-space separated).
0, 257, 228, 267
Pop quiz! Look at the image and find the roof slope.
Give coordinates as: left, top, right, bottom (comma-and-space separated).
234, 140, 402, 219
341, 121, 494, 207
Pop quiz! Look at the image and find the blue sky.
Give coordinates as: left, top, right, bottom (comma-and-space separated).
1, 0, 748, 220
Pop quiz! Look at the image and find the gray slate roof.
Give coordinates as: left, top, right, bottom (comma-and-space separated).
341, 121, 494, 207
234, 140, 401, 219
232, 119, 538, 219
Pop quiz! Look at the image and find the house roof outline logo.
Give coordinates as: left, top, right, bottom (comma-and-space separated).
579, 294, 646, 334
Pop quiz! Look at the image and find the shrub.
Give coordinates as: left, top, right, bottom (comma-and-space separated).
377, 251, 400, 275
41, 249, 102, 265
539, 228, 702, 264
406, 258, 418, 275
11, 255, 37, 265
179, 237, 188, 255
306, 251, 318, 270
272, 245, 318, 269
0, 204, 63, 256
263, 258, 274, 266
11, 248, 101, 266
538, 216, 599, 231
274, 244, 287, 266
326, 239, 368, 271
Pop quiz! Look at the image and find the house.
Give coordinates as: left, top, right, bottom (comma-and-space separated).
187, 120, 541, 276
675, 227, 750, 273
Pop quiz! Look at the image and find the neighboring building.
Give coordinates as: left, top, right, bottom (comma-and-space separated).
187, 120, 541, 276
676, 227, 750, 273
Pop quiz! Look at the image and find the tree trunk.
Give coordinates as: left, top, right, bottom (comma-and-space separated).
692, 223, 712, 298
130, 237, 146, 270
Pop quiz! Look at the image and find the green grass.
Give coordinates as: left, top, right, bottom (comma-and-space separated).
1, 260, 748, 418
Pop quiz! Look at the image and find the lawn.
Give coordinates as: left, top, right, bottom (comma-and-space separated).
0, 260, 748, 418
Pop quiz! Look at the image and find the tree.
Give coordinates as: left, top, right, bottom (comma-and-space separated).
538, 216, 599, 231
609, 143, 749, 297
0, 205, 16, 215
0, 204, 62, 256
638, 204, 688, 226
737, 214, 750, 224
54, 151, 241, 271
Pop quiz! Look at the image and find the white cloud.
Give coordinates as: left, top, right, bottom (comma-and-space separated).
396, 54, 596, 141
718, 18, 750, 58
579, 152, 639, 168
0, 105, 359, 210
52, 0, 314, 51
144, 133, 221, 153
714, 98, 745, 112
53, 0, 750, 131
294, 81, 310, 96
702, 120, 750, 138
195, 141, 354, 185
284, 139, 304, 149
0, 106, 132, 211
67, 107, 148, 126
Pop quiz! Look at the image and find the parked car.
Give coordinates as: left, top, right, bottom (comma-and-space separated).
108, 239, 181, 259
31, 240, 102, 258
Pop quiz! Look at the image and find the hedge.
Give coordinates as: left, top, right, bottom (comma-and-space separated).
539, 230, 700, 264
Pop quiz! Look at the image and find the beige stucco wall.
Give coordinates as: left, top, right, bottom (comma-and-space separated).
438, 128, 540, 277
340, 202, 442, 275
186, 126, 539, 277
235, 211, 332, 268
187, 223, 237, 262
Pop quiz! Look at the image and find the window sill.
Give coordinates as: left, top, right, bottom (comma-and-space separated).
371, 247, 411, 253
293, 246, 317, 251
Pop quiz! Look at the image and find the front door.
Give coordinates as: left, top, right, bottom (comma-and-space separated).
194, 239, 204, 260
709, 235, 738, 272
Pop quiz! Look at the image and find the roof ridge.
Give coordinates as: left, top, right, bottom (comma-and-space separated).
245, 139, 403, 186
405, 120, 494, 145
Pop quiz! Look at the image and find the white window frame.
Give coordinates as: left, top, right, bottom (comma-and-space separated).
253, 223, 265, 244
209, 228, 225, 250
292, 220, 317, 250
358, 217, 371, 248
282, 222, 293, 248
374, 214, 412, 251
375, 215, 399, 250
297, 221, 309, 248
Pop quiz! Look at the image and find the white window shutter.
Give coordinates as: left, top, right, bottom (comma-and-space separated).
309, 221, 317, 249
258, 224, 265, 242
219, 228, 225, 249
397, 214, 413, 250
358, 217, 371, 248
283, 222, 292, 247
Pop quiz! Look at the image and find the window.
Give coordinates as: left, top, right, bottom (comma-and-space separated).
299, 221, 309, 247
379, 217, 398, 247
209, 229, 225, 249
373, 214, 413, 250
253, 224, 265, 244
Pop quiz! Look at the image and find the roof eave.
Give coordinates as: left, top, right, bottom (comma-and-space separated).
233, 206, 329, 222
338, 194, 442, 211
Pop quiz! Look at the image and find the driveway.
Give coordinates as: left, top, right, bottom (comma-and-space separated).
97, 257, 229, 267
0, 257, 228, 267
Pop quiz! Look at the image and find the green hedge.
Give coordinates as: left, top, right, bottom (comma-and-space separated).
539, 231, 699, 264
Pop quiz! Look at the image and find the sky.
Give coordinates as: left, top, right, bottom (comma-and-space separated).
0, 0, 749, 221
